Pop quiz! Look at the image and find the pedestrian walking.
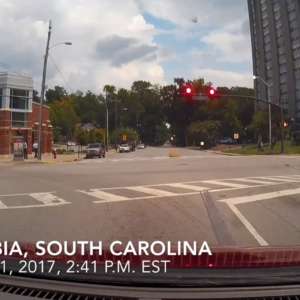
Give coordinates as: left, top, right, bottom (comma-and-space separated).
52, 147, 57, 159
23, 141, 28, 159
33, 142, 38, 158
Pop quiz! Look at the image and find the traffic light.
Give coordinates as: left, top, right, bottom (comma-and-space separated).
180, 83, 195, 100
206, 86, 219, 100
283, 121, 288, 128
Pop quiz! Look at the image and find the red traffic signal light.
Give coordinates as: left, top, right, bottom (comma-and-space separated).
185, 87, 192, 94
207, 86, 218, 99
180, 84, 195, 99
209, 88, 215, 96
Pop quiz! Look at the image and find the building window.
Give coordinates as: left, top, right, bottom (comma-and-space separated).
11, 112, 27, 128
9, 89, 30, 110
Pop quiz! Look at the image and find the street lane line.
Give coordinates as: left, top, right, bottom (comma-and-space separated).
30, 192, 68, 205
227, 203, 268, 246
166, 183, 208, 192
126, 186, 177, 197
202, 180, 249, 189
233, 178, 277, 185
220, 187, 300, 205
78, 189, 130, 202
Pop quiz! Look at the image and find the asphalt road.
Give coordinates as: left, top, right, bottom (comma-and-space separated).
0, 146, 300, 247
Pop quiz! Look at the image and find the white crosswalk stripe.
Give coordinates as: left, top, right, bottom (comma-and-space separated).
78, 189, 130, 202
233, 178, 277, 185
126, 186, 178, 197
201, 180, 249, 189
255, 176, 300, 182
166, 183, 208, 191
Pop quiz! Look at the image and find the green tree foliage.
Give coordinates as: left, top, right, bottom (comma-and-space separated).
75, 127, 105, 145
250, 110, 269, 141
46, 86, 67, 103
49, 79, 256, 148
74, 127, 89, 146
187, 120, 221, 147
50, 97, 79, 142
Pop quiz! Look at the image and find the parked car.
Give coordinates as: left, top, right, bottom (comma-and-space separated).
219, 137, 236, 145
137, 143, 145, 149
118, 143, 131, 153
85, 143, 106, 158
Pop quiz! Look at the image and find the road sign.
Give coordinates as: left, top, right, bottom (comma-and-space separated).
234, 133, 239, 140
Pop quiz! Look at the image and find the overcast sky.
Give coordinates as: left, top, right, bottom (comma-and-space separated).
0, 0, 253, 93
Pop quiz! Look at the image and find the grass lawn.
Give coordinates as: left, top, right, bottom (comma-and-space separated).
222, 141, 300, 155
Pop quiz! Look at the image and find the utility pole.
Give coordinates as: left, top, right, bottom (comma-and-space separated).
267, 85, 272, 149
38, 20, 52, 160
105, 93, 109, 152
279, 100, 284, 153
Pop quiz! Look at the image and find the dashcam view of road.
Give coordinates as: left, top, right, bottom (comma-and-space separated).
1, 0, 300, 257
1, 147, 300, 247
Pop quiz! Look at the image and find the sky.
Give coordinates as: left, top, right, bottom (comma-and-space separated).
0, 0, 253, 93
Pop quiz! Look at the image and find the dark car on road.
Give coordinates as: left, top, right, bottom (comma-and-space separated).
85, 143, 106, 158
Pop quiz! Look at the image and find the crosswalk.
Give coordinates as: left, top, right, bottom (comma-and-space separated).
79, 154, 234, 164
1, 174, 300, 210
77, 174, 300, 204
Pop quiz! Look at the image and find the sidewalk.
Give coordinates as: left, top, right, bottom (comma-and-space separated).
0, 150, 118, 165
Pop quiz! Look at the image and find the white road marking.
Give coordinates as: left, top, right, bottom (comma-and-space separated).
257, 176, 300, 182
233, 178, 277, 185
0, 201, 7, 209
30, 192, 68, 205
126, 186, 178, 197
202, 180, 249, 189
220, 187, 300, 205
78, 189, 130, 202
0, 192, 70, 210
166, 183, 207, 192
227, 203, 269, 246
271, 176, 300, 181
220, 187, 300, 246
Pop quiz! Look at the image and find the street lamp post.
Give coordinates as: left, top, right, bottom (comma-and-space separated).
253, 75, 273, 149
38, 20, 72, 160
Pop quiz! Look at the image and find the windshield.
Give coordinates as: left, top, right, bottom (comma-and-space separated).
1, 0, 300, 290
88, 144, 101, 148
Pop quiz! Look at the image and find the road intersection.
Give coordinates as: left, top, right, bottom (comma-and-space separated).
0, 147, 300, 247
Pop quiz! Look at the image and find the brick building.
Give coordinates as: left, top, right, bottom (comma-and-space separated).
0, 72, 53, 156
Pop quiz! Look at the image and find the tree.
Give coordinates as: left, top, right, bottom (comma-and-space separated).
88, 128, 105, 144
74, 127, 89, 146
72, 91, 105, 126
187, 120, 221, 147
46, 86, 67, 103
50, 97, 79, 141
249, 110, 269, 148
